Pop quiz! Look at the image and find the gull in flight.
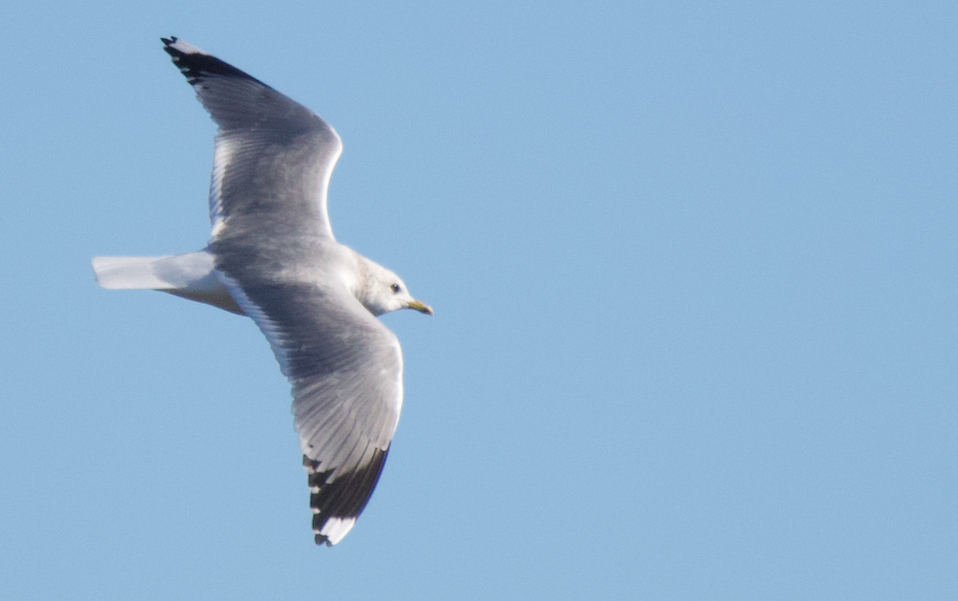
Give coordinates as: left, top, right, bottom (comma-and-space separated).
92, 37, 433, 546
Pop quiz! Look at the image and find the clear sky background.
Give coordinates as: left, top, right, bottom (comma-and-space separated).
2, 2, 956, 599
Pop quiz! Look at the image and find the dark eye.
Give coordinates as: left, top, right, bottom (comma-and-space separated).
390, 283, 401, 294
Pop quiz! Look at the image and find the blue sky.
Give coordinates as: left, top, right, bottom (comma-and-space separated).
2, 2, 957, 599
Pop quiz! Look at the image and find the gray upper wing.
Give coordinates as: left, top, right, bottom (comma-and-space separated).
162, 37, 400, 547
162, 37, 342, 241
221, 275, 404, 546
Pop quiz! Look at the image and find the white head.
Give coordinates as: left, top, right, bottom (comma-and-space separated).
354, 255, 433, 317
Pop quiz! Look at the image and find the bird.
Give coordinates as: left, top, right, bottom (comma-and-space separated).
92, 37, 433, 547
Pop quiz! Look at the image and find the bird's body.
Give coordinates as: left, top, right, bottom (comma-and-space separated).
92, 38, 432, 546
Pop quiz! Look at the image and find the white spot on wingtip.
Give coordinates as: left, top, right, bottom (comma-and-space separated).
167, 38, 207, 55
317, 517, 357, 545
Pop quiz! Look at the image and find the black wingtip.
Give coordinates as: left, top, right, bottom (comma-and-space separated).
314, 532, 333, 547
160, 37, 180, 54
160, 37, 269, 89
304, 447, 390, 546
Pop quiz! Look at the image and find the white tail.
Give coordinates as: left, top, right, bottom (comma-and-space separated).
91, 251, 245, 315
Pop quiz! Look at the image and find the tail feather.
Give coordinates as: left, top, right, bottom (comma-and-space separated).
93, 255, 178, 289
91, 251, 245, 315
